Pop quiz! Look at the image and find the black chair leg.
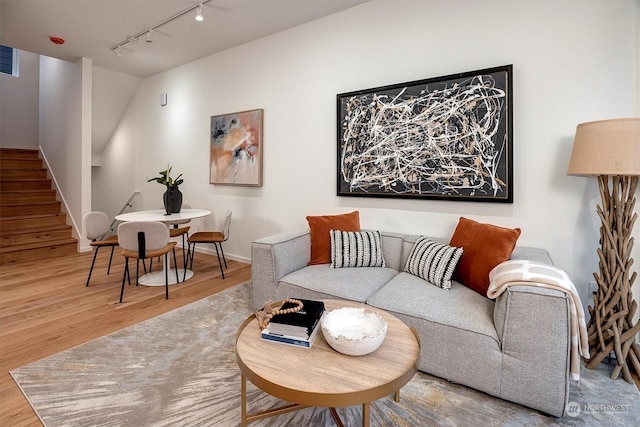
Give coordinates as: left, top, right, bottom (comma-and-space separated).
107, 246, 115, 274
172, 248, 180, 283
218, 243, 228, 269
189, 243, 197, 270
164, 253, 169, 299
183, 243, 191, 282
86, 247, 100, 287
214, 244, 225, 279
182, 233, 189, 268
120, 258, 129, 303
135, 259, 140, 286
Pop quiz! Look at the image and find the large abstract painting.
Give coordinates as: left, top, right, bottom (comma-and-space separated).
337, 65, 513, 202
210, 109, 263, 186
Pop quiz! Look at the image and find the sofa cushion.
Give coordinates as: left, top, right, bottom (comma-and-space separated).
449, 217, 521, 296
279, 264, 398, 303
379, 231, 407, 271
366, 272, 499, 345
306, 211, 360, 265
404, 237, 463, 290
330, 230, 385, 268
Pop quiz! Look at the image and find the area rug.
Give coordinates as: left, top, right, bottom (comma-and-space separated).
11, 283, 640, 426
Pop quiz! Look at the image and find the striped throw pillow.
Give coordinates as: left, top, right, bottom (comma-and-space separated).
404, 237, 464, 290
330, 230, 386, 268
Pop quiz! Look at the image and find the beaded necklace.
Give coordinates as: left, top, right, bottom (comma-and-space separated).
255, 298, 304, 330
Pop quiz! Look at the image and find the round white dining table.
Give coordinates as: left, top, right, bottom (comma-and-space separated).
115, 209, 212, 286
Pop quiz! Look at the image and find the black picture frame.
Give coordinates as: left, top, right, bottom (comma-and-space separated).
337, 65, 513, 203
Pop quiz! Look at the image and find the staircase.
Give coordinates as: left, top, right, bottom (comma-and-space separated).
0, 148, 78, 265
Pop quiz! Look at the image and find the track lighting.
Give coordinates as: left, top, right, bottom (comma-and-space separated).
110, 0, 210, 54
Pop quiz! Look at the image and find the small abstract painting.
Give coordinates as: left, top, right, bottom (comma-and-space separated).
337, 65, 513, 202
210, 109, 263, 186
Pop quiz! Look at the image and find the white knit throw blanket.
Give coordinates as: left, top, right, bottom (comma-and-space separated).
487, 260, 590, 381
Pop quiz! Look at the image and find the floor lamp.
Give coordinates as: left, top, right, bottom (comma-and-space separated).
567, 117, 640, 383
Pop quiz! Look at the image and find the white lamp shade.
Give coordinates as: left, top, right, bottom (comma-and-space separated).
567, 117, 640, 176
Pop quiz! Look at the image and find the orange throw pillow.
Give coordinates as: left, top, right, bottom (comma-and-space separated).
449, 217, 521, 296
306, 211, 360, 265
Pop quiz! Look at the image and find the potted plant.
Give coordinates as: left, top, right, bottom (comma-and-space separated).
148, 165, 184, 215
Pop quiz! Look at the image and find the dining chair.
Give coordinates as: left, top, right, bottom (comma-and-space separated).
148, 203, 190, 273
186, 210, 232, 279
83, 211, 119, 287
117, 221, 179, 303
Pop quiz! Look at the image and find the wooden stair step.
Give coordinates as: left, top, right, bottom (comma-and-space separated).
0, 240, 78, 265
0, 169, 48, 179
0, 222, 69, 234
0, 237, 77, 252
0, 226, 73, 247
0, 158, 43, 170
1, 180, 52, 191
0, 213, 69, 233
0, 190, 57, 203
1, 201, 61, 217
0, 148, 39, 159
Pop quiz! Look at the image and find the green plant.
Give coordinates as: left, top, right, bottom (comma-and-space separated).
147, 165, 183, 188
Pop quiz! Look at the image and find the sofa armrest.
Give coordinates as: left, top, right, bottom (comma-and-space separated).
251, 230, 311, 310
494, 285, 571, 416
510, 246, 553, 264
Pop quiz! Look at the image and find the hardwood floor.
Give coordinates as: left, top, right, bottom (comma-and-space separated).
0, 247, 251, 427
1, 248, 638, 426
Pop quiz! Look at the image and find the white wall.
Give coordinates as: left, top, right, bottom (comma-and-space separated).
92, 86, 145, 226
91, 66, 142, 165
94, 0, 638, 310
39, 56, 92, 246
0, 49, 39, 148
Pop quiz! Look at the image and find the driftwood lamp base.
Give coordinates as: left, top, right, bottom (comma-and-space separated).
584, 175, 640, 383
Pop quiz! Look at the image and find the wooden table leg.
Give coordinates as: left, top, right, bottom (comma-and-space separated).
329, 407, 344, 427
241, 373, 247, 427
362, 402, 370, 427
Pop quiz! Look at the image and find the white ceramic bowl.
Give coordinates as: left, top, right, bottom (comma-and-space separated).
320, 307, 387, 356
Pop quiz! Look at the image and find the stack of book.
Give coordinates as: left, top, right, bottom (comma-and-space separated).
261, 298, 325, 348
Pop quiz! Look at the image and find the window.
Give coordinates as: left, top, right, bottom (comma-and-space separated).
0, 45, 19, 77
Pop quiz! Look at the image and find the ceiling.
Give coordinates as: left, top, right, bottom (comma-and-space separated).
0, 0, 370, 77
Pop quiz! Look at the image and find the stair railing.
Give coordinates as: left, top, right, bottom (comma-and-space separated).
106, 191, 140, 237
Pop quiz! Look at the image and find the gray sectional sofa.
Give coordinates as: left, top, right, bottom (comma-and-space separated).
251, 230, 572, 417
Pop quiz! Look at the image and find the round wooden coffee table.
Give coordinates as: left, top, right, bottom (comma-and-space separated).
235, 299, 420, 426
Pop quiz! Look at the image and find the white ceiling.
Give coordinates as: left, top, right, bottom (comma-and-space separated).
0, 0, 370, 77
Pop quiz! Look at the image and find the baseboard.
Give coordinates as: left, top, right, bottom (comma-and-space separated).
177, 242, 250, 264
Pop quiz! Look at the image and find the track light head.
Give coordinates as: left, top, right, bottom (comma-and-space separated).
146, 29, 153, 43
195, 4, 203, 21
114, 47, 122, 57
